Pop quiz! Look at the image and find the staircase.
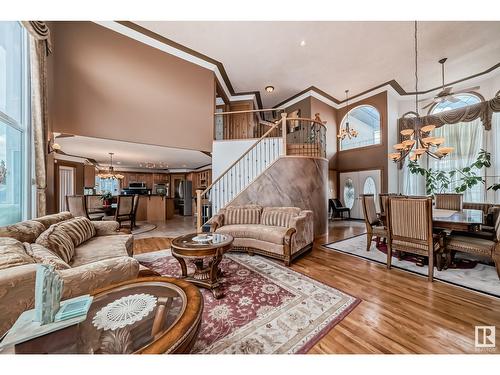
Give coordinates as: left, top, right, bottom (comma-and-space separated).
196, 111, 326, 231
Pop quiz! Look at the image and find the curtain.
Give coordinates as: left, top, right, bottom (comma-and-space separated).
428, 119, 484, 202
401, 119, 485, 201
21, 21, 52, 217
486, 112, 500, 203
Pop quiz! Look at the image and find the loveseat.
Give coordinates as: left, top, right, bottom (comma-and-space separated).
0, 212, 139, 337
210, 205, 314, 266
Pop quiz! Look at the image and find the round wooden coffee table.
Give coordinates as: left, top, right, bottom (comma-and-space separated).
11, 277, 203, 354
171, 233, 233, 299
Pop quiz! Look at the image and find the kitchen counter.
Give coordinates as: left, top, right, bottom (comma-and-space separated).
135, 196, 175, 222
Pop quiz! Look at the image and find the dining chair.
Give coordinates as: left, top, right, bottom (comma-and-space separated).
65, 195, 88, 218
104, 195, 134, 228
445, 214, 500, 279
386, 197, 444, 281
434, 193, 463, 211
331, 198, 351, 220
361, 194, 387, 252
85, 195, 105, 221
130, 194, 140, 229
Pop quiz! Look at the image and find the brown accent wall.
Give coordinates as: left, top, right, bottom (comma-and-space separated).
332, 91, 388, 193
48, 21, 215, 152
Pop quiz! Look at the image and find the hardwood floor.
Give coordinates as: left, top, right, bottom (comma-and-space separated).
134, 219, 500, 354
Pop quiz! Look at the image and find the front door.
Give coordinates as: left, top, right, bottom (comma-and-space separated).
339, 169, 382, 219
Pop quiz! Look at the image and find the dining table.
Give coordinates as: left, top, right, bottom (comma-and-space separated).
380, 208, 484, 232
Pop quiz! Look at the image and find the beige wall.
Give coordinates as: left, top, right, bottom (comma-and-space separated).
48, 22, 215, 152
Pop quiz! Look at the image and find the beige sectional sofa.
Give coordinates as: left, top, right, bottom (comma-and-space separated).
0, 212, 139, 337
210, 205, 314, 266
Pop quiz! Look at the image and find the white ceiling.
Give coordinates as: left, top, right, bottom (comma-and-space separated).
56, 135, 211, 170
135, 21, 500, 107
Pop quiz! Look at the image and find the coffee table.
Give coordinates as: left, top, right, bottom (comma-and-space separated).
171, 233, 233, 299
9, 277, 203, 354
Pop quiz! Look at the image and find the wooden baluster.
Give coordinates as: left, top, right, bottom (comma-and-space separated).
196, 189, 202, 233
281, 113, 287, 156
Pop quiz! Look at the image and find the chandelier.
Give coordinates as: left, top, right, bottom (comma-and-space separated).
389, 21, 453, 163
97, 153, 124, 180
337, 89, 358, 140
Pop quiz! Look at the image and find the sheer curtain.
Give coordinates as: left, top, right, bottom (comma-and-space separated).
401, 119, 485, 201
486, 112, 500, 203
428, 118, 484, 202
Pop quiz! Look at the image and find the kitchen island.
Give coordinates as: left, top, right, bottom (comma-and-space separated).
135, 195, 175, 222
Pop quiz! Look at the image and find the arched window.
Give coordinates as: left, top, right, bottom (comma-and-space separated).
429, 93, 482, 115
340, 105, 381, 151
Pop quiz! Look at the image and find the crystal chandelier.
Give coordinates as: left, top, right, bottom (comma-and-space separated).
97, 153, 124, 180
337, 89, 358, 140
389, 21, 453, 163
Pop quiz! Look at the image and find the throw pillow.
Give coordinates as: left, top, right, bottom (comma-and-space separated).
36, 225, 76, 264
261, 207, 300, 228
0, 237, 35, 271
56, 217, 96, 247
0, 220, 45, 244
224, 205, 262, 225
23, 242, 70, 270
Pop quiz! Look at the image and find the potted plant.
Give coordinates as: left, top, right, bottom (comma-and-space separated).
100, 191, 113, 207
407, 149, 491, 196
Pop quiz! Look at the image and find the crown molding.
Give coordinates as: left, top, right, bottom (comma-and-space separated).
93, 21, 499, 111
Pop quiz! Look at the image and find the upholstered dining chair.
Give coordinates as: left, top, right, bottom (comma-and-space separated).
130, 194, 140, 229
445, 214, 500, 279
85, 195, 105, 221
361, 194, 387, 252
65, 195, 88, 218
434, 193, 463, 211
386, 197, 445, 281
103, 195, 134, 228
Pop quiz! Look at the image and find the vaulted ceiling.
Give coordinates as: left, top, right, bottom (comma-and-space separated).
135, 21, 500, 107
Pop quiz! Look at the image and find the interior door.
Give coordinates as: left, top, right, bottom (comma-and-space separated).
59, 166, 75, 212
339, 169, 382, 219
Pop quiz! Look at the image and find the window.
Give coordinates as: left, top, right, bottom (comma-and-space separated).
340, 105, 381, 151
429, 93, 481, 114
0, 22, 29, 225
95, 177, 121, 195
343, 178, 355, 209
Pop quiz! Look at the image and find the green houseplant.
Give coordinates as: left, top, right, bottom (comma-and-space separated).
100, 191, 113, 206
407, 149, 491, 196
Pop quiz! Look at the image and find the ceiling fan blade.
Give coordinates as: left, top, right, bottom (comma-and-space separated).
421, 101, 436, 110
451, 86, 481, 94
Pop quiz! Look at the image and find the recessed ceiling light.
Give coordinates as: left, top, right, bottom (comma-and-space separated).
265, 86, 275, 93
116, 161, 121, 164
300, 40, 306, 47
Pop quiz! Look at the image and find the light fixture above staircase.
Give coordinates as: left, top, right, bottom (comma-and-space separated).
337, 89, 358, 140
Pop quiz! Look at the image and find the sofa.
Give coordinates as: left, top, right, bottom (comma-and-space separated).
210, 205, 314, 266
0, 212, 140, 337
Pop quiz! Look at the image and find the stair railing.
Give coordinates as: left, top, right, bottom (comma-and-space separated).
196, 111, 287, 231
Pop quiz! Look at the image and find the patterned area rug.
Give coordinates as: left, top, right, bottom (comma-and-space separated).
136, 250, 360, 354
324, 234, 500, 298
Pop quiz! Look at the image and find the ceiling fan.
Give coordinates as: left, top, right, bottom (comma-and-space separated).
419, 58, 480, 110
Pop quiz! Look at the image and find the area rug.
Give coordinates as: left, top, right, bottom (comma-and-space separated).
323, 234, 500, 298
136, 250, 360, 354
131, 222, 157, 235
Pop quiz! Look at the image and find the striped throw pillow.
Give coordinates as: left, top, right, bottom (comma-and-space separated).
36, 225, 76, 264
24, 242, 70, 270
224, 206, 262, 225
56, 217, 96, 247
261, 208, 300, 228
